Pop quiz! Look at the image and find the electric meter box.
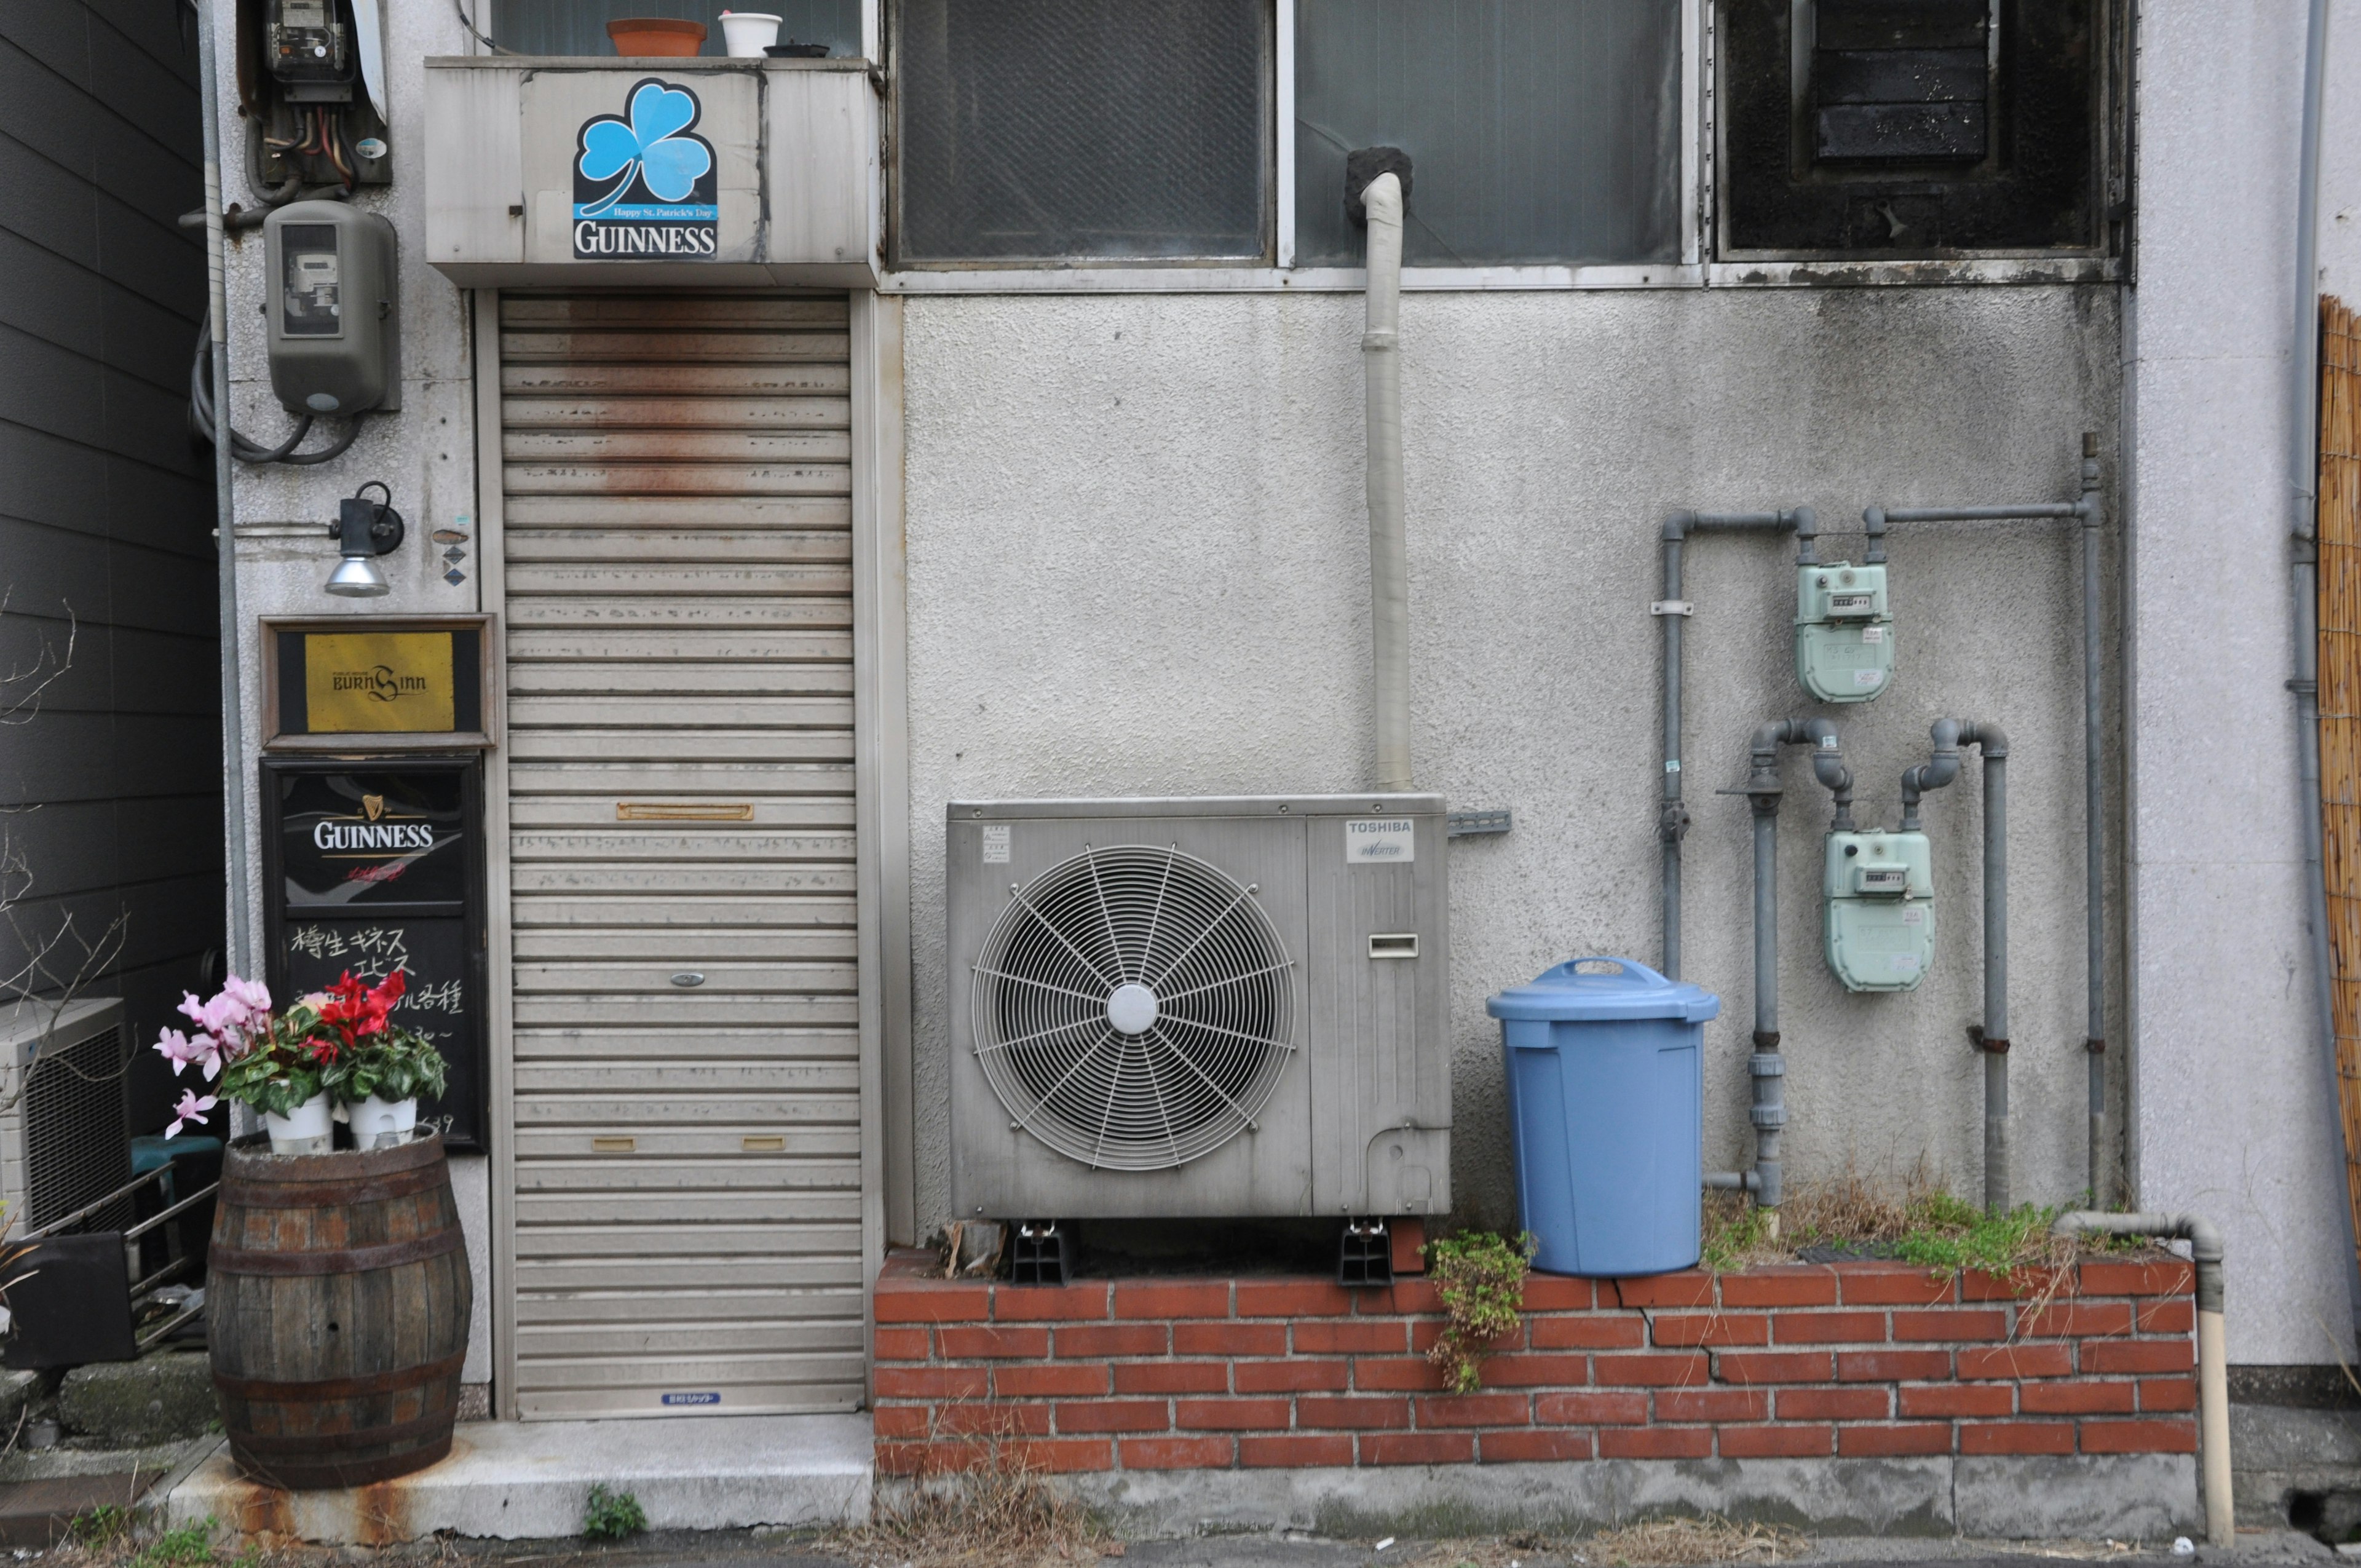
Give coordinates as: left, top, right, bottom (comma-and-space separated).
1796, 561, 1894, 703
263, 201, 400, 417
1824, 829, 1933, 993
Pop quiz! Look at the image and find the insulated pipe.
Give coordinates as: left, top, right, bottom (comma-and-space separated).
1361, 172, 1410, 794
1658, 509, 1802, 978
2054, 1211, 2230, 1546
1869, 479, 2107, 1200
196, 0, 253, 977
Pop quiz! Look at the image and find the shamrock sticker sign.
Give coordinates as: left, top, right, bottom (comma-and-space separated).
571, 77, 719, 258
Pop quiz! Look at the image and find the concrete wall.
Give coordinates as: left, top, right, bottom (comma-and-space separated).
902, 284, 2124, 1243
2124, 0, 2361, 1369
3, 1, 224, 1134
200, 0, 491, 1385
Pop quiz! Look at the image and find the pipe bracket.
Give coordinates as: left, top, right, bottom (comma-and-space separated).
2086, 1036, 2106, 1055
1750, 1031, 1781, 1050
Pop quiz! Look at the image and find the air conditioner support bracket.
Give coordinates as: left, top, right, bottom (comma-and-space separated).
1337, 1217, 1394, 1287
1008, 1219, 1072, 1286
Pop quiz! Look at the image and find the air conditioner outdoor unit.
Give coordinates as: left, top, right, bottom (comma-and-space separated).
945, 796, 1450, 1221
0, 998, 132, 1233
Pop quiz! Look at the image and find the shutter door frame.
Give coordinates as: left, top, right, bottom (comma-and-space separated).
472, 288, 900, 1422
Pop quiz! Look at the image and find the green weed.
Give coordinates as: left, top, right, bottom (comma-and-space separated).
130, 1519, 216, 1568
582, 1483, 647, 1540
68, 1505, 131, 1549
1424, 1229, 1537, 1394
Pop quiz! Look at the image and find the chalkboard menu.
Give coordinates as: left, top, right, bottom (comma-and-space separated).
261, 759, 488, 1150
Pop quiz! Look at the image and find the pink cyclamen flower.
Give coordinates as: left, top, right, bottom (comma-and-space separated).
164, 1089, 217, 1139
152, 1028, 221, 1080
222, 975, 270, 1019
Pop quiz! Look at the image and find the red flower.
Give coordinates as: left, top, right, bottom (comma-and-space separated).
312, 968, 405, 1056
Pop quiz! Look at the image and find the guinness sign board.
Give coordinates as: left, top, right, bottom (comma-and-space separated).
263, 760, 488, 1150
264, 616, 495, 751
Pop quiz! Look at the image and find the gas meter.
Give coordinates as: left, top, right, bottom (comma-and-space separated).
1823, 828, 1932, 992
1795, 561, 1894, 703
263, 201, 400, 416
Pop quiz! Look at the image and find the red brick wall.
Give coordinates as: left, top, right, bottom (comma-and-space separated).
871, 1252, 2197, 1476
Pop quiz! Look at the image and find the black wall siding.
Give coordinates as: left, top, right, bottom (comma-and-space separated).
0, 1, 220, 1136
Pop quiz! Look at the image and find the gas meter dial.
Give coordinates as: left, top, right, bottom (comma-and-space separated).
1796, 561, 1894, 703
1823, 828, 1932, 992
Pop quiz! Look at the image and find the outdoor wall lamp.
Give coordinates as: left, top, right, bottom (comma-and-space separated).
325, 481, 405, 597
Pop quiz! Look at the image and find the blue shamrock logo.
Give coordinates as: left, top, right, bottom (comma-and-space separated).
576, 79, 713, 217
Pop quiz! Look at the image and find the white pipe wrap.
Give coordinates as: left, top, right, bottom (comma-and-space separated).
1361, 173, 1410, 793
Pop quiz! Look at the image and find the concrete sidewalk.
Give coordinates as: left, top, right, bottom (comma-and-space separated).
163, 1414, 872, 1545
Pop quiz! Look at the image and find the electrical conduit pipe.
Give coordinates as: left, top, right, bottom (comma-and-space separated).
1902, 720, 2012, 1212
1658, 509, 1808, 978
1361, 170, 1410, 793
2052, 1211, 2229, 1547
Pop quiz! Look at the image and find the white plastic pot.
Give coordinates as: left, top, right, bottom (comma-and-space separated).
349, 1093, 419, 1150
718, 11, 780, 56
264, 1093, 334, 1155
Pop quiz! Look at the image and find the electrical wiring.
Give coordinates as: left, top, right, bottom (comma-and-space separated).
189, 328, 367, 466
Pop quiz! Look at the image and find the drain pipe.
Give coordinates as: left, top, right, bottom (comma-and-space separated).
2289, 0, 2339, 1276
195, 0, 253, 977
1658, 509, 1806, 978
2054, 1211, 2229, 1546
1706, 719, 1849, 1224
1904, 720, 2012, 1211
1868, 449, 2107, 1202
1351, 151, 1413, 793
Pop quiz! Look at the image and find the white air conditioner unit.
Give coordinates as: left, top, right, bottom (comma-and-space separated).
945, 796, 1450, 1221
0, 998, 132, 1233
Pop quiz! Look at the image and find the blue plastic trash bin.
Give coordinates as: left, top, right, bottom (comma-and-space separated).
1487, 957, 1720, 1277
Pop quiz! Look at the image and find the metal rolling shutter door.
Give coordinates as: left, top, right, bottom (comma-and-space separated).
500, 293, 861, 1419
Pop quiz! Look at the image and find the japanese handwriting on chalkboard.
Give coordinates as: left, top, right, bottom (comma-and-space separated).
288, 924, 413, 974
409, 978, 465, 1013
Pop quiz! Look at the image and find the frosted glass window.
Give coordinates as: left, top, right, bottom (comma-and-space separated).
1293, 0, 1681, 266
492, 0, 861, 57
893, 0, 1271, 264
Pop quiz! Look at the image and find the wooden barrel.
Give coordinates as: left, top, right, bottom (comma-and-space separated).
208, 1131, 472, 1489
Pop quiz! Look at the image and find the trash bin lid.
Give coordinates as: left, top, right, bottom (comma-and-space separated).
1486, 957, 1720, 1024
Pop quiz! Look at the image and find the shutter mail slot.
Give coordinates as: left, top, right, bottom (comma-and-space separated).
617, 802, 755, 822
591, 1136, 636, 1153
1369, 933, 1420, 959
742, 1135, 786, 1152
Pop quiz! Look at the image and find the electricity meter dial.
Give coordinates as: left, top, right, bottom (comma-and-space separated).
263, 202, 400, 418
1796, 561, 1894, 703
1823, 829, 1933, 992
268, 0, 352, 101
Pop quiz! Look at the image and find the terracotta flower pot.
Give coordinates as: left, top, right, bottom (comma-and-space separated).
606, 17, 706, 55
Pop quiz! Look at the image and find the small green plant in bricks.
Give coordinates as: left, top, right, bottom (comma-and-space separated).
1423, 1229, 1536, 1394
582, 1483, 647, 1540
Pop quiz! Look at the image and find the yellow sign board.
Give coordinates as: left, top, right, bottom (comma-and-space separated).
302, 632, 457, 734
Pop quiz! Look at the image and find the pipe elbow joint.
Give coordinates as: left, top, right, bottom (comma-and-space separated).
1663, 510, 1696, 541
1958, 719, 2011, 759
1792, 505, 1819, 564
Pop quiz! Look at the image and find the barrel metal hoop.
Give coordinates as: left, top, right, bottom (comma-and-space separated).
224, 1131, 445, 1184
213, 1347, 466, 1402
226, 1404, 460, 1457
209, 1227, 461, 1277
229, 1431, 456, 1490
222, 1164, 449, 1209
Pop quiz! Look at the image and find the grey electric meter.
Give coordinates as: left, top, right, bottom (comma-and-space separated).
264, 201, 400, 416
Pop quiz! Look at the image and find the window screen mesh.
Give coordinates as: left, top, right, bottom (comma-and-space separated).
494, 0, 861, 57
1294, 0, 1682, 266
893, 0, 1271, 263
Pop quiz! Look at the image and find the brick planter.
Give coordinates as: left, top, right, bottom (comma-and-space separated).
871, 1250, 2197, 1480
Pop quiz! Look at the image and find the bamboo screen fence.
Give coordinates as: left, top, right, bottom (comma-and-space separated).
2319, 295, 2361, 1256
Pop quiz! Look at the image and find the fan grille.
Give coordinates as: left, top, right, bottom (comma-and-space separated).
971, 844, 1295, 1171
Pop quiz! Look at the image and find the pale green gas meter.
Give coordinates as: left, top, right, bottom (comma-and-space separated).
1796, 562, 1894, 703
1824, 829, 1933, 992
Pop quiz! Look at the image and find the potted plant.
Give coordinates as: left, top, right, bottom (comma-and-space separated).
154, 969, 433, 1155
322, 976, 449, 1150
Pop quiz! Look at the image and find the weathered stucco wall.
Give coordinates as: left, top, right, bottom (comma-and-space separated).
2126, 0, 2361, 1371
202, 0, 490, 1385
903, 284, 2125, 1261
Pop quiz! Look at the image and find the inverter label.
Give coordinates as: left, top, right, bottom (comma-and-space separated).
1344, 818, 1415, 863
